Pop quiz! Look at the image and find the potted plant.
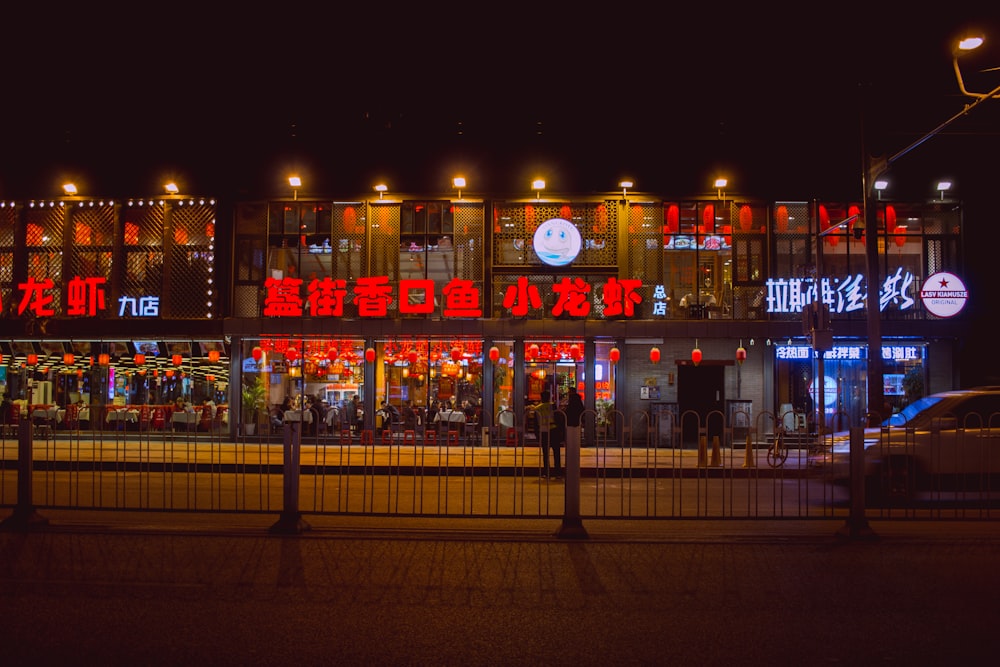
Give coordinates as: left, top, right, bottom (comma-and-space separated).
241, 376, 266, 435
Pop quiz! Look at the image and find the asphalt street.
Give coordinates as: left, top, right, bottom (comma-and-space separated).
1, 511, 999, 666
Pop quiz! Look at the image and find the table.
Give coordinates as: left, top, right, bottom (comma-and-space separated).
171, 411, 199, 430
282, 409, 313, 424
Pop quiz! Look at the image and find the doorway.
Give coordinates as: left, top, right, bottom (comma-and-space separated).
678, 364, 725, 445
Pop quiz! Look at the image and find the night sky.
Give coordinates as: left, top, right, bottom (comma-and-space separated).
2, 6, 998, 380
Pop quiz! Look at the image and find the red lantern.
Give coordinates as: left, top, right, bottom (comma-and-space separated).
739, 204, 753, 232
285, 347, 299, 363
206, 374, 215, 382
894, 225, 907, 248
702, 204, 715, 233
650, 347, 661, 364
488, 346, 500, 363
63, 353, 75, 365
27, 353, 38, 366
134, 353, 146, 366
76, 368, 83, 378
527, 343, 539, 360
666, 204, 679, 233
99, 353, 110, 366
0, 353, 4, 365
365, 347, 376, 363
251, 346, 263, 362
691, 342, 702, 366
609, 347, 620, 364
172, 354, 182, 366
776, 205, 789, 233
408, 350, 418, 364
165, 369, 174, 378
208, 350, 221, 363
736, 346, 747, 365
569, 343, 582, 361
451, 346, 462, 360
327, 347, 339, 362
885, 205, 897, 234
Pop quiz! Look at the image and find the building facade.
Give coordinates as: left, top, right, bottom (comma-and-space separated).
0, 191, 969, 441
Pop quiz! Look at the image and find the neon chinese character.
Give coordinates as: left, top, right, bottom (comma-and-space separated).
118, 296, 138, 316
502, 276, 542, 317
441, 278, 482, 317
17, 276, 55, 316
139, 296, 159, 316
307, 277, 348, 316
551, 277, 591, 317
262, 277, 304, 316
602, 277, 642, 317
66, 276, 107, 316
398, 279, 436, 315
353, 276, 393, 316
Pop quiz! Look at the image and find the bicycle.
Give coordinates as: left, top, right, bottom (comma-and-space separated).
767, 424, 789, 468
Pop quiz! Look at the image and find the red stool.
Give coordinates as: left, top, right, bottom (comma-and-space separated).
340, 428, 352, 443
425, 430, 438, 447
447, 430, 460, 447
505, 428, 518, 447
360, 430, 374, 446
403, 430, 416, 445
380, 429, 393, 445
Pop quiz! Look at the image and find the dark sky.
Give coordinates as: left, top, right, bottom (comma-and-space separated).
2, 6, 997, 202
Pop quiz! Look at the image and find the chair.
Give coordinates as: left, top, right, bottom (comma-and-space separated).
151, 407, 166, 430
138, 405, 152, 432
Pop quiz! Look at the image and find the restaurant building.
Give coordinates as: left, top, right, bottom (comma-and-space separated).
0, 190, 969, 441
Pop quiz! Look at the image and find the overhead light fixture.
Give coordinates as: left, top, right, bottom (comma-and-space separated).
374, 184, 388, 200
289, 176, 301, 200
63, 183, 77, 196
453, 176, 466, 199
936, 180, 952, 200
714, 177, 728, 199
619, 180, 633, 199
874, 179, 888, 200
164, 182, 179, 194
532, 179, 545, 199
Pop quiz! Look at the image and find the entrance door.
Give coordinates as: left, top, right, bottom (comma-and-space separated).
678, 365, 725, 445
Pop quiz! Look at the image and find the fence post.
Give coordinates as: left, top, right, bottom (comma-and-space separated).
836, 426, 877, 540
1, 420, 49, 531
556, 425, 588, 539
270, 420, 310, 534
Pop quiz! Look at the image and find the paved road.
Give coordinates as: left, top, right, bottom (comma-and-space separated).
2, 511, 999, 666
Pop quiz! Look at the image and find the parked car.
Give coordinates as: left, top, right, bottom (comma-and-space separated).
810, 388, 1000, 503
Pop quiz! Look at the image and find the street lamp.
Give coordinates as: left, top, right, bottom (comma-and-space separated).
288, 175, 301, 200
861, 31, 998, 426
164, 182, 179, 194
619, 180, 633, 199
62, 183, 77, 195
374, 183, 387, 200
873, 179, 888, 200
453, 176, 466, 199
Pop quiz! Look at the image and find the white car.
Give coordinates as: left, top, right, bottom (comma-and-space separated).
811, 388, 1000, 503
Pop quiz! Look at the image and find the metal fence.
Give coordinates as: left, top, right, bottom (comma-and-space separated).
2, 407, 997, 528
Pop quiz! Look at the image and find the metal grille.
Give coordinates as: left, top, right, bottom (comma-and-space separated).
624, 202, 662, 284
122, 203, 165, 316
369, 203, 399, 283
453, 201, 484, 284
24, 205, 66, 310
0, 206, 15, 315
492, 201, 618, 267
331, 202, 366, 281
168, 204, 216, 318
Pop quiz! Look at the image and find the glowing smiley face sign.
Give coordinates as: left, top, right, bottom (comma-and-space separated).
533, 218, 582, 267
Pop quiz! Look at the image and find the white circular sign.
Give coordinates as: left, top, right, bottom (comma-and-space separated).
533, 218, 581, 267
920, 271, 968, 318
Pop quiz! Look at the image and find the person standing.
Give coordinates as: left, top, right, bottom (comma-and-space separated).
565, 387, 584, 428
533, 390, 559, 479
